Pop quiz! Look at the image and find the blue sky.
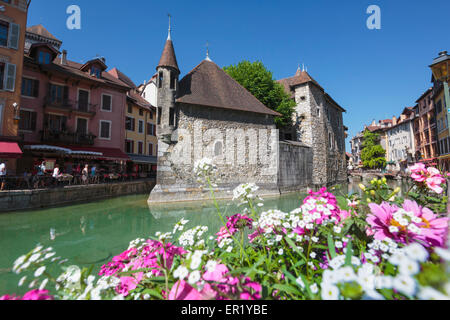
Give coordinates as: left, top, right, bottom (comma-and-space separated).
28, 0, 450, 150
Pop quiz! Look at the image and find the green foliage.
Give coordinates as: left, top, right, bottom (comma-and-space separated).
361, 130, 386, 169
224, 61, 296, 128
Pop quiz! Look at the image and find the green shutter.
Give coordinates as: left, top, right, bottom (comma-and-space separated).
5, 63, 16, 92
8, 23, 20, 50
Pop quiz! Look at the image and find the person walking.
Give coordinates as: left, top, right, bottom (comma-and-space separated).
0, 160, 6, 191
52, 164, 60, 187
82, 164, 89, 185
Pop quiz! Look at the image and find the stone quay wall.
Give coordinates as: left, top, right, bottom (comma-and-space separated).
278, 141, 313, 192
0, 179, 155, 213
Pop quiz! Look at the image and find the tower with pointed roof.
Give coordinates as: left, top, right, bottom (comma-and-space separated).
148, 24, 285, 204
278, 68, 347, 186
156, 18, 180, 143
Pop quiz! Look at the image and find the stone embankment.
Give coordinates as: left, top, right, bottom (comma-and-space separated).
0, 179, 155, 213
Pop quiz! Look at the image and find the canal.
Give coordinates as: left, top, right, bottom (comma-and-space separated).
0, 179, 406, 295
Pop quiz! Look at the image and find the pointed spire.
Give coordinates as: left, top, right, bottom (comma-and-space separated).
205, 41, 212, 61
157, 15, 179, 72
167, 14, 172, 40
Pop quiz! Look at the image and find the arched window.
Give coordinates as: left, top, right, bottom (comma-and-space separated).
214, 141, 223, 157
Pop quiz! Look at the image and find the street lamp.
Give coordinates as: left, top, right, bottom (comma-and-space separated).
429, 51, 450, 134
12, 103, 20, 125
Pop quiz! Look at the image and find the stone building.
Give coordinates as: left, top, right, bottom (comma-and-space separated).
386, 108, 416, 172
278, 68, 347, 186
148, 30, 282, 203
413, 88, 438, 165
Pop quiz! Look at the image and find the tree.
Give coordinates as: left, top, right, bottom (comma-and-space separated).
361, 130, 386, 169
224, 61, 296, 128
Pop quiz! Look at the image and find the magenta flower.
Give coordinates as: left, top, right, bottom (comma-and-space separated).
410, 164, 446, 194
100, 240, 186, 296
216, 214, 253, 243
1, 290, 53, 301
367, 200, 449, 247
169, 264, 262, 300
426, 176, 446, 194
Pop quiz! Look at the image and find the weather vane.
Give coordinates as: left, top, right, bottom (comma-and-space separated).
206, 40, 212, 61
168, 13, 172, 40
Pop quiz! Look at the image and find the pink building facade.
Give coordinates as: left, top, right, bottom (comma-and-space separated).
17, 41, 131, 171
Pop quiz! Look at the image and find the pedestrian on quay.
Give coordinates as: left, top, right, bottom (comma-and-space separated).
0, 160, 7, 191
52, 164, 60, 186
82, 164, 89, 185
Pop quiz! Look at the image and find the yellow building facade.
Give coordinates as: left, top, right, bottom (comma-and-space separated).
0, 0, 29, 173
435, 85, 450, 170
124, 91, 158, 175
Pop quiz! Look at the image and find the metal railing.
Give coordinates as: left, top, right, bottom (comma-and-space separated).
41, 129, 96, 146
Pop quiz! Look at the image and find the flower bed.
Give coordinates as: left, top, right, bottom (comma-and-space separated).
3, 160, 450, 300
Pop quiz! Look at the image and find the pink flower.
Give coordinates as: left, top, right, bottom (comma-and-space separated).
216, 214, 253, 243
367, 200, 449, 247
1, 290, 53, 300
402, 200, 449, 247
169, 264, 262, 301
22, 290, 53, 301
426, 176, 445, 194
100, 240, 186, 296
410, 163, 428, 182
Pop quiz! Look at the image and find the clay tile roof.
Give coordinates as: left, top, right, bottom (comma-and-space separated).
34, 56, 132, 90
128, 90, 154, 110
26, 24, 60, 41
278, 70, 324, 94
157, 39, 179, 72
177, 60, 280, 117
108, 68, 137, 88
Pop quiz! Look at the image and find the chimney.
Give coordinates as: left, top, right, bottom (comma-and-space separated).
101, 57, 106, 64
61, 50, 67, 65
392, 116, 397, 126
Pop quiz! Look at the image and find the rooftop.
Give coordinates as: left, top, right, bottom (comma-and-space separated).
177, 59, 280, 117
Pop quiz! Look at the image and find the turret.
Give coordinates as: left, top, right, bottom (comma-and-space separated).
156, 16, 180, 143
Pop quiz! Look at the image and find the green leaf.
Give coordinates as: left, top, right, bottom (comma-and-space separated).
273, 284, 302, 296
345, 241, 353, 266
284, 237, 307, 261
142, 288, 164, 300
327, 235, 337, 259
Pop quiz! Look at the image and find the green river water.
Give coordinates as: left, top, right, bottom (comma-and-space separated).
0, 180, 405, 295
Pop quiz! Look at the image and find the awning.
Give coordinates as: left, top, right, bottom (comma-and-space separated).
69, 146, 130, 161
23, 145, 72, 154
0, 142, 23, 159
129, 154, 158, 164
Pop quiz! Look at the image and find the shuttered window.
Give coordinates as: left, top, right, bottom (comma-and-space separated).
19, 111, 37, 131
4, 63, 16, 92
99, 121, 111, 139
21, 78, 39, 97
8, 23, 19, 50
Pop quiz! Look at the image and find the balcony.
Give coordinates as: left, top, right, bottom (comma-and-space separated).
44, 97, 73, 112
41, 128, 96, 146
74, 100, 97, 116
44, 97, 97, 117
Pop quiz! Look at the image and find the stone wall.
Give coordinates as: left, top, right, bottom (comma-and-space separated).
293, 83, 347, 186
278, 141, 313, 192
0, 180, 155, 213
149, 103, 280, 203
